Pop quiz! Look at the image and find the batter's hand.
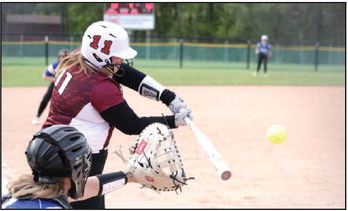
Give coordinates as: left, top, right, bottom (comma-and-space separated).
169, 96, 187, 114
175, 108, 193, 127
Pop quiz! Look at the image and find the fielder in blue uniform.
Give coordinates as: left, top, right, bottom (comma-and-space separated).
254, 35, 272, 77
32, 49, 69, 125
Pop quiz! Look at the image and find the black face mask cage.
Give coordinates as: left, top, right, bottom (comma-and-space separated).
103, 58, 135, 77
125, 58, 134, 67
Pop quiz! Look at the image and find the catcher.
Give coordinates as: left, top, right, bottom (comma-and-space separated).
2, 124, 191, 209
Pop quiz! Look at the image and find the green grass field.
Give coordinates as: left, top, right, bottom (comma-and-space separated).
2, 58, 345, 87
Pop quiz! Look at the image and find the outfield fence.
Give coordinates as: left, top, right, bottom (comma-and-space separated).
2, 36, 345, 72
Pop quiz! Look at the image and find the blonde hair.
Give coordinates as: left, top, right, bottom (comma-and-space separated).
55, 51, 98, 77
7, 174, 69, 199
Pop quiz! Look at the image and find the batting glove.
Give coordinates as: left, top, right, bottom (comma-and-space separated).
169, 96, 187, 114
174, 108, 193, 127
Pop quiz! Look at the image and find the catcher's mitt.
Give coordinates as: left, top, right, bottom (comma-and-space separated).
121, 123, 194, 193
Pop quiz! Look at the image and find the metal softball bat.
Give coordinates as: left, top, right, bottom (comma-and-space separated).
184, 118, 232, 181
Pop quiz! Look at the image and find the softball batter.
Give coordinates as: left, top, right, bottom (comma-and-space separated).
42, 21, 192, 209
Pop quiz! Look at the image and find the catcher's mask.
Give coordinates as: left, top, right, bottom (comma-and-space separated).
25, 125, 92, 199
81, 21, 137, 73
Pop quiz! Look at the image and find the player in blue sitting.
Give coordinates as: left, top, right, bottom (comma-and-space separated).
254, 35, 272, 77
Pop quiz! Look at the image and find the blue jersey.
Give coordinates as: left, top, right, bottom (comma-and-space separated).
2, 198, 63, 209
1, 194, 71, 209
257, 42, 271, 55
44, 61, 60, 77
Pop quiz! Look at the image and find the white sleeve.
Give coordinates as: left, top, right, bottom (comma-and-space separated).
138, 75, 165, 101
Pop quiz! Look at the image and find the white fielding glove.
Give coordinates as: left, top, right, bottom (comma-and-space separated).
169, 96, 187, 114
175, 109, 193, 127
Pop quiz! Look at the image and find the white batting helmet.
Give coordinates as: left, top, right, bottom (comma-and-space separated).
81, 21, 137, 70
261, 35, 268, 40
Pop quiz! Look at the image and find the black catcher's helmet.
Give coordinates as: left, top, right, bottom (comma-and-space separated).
25, 125, 92, 199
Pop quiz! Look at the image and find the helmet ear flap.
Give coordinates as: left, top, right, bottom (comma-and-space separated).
102, 57, 115, 74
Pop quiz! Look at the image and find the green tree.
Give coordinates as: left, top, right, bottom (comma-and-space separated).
66, 3, 104, 35
2, 2, 345, 44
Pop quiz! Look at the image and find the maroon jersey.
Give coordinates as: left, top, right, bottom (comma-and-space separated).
43, 66, 124, 152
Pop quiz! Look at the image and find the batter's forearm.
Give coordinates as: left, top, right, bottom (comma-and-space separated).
100, 101, 176, 135
114, 64, 177, 105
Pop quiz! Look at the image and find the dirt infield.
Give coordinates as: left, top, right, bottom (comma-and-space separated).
2, 85, 345, 208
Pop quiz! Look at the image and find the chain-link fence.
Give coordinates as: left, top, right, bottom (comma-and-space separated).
2, 34, 345, 71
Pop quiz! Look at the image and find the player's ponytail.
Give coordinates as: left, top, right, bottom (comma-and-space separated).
56, 51, 97, 78
7, 174, 67, 199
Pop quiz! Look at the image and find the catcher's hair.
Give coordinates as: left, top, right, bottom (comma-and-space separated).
56, 51, 98, 77
6, 174, 68, 199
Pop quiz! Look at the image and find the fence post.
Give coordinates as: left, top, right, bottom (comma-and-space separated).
246, 40, 251, 69
69, 35, 74, 50
224, 39, 228, 62
314, 42, 319, 72
179, 39, 184, 68
45, 35, 49, 65
19, 34, 24, 56
146, 30, 151, 60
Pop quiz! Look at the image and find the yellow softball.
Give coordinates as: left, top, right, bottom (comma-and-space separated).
267, 124, 287, 144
